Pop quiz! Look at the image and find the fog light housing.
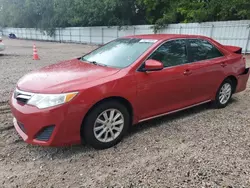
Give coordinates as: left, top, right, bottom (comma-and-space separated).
35, 125, 55, 141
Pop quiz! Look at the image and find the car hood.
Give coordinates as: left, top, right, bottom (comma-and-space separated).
17, 58, 120, 93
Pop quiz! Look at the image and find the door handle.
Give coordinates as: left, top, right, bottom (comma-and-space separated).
183, 69, 192, 76
221, 62, 227, 67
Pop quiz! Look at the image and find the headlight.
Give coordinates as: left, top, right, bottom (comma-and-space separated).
27, 92, 78, 109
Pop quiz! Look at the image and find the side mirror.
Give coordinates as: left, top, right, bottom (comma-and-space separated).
144, 59, 164, 72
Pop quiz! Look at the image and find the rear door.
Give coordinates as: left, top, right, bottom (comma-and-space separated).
186, 38, 228, 103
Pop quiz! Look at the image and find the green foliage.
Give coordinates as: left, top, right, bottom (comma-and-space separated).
0, 0, 249, 35
138, 0, 250, 32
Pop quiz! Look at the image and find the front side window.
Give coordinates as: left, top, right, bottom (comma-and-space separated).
81, 38, 157, 68
148, 39, 188, 68
187, 39, 223, 62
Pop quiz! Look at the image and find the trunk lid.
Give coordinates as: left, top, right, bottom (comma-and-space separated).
224, 45, 242, 54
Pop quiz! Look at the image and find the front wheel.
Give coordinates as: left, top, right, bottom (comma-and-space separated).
82, 101, 130, 149
213, 79, 233, 108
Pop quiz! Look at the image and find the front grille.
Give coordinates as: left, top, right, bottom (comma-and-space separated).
17, 121, 26, 133
35, 125, 55, 141
14, 89, 33, 104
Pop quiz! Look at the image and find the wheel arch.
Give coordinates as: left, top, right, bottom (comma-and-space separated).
80, 96, 134, 136
225, 75, 238, 93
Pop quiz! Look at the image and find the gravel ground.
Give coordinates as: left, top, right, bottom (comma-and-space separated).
0, 38, 250, 188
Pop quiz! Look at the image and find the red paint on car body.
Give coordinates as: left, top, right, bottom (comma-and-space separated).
10, 34, 250, 146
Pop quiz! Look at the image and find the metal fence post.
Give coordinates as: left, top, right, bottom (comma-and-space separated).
70, 28, 72, 42
133, 27, 136, 35
179, 26, 182, 34
102, 28, 104, 44
79, 28, 81, 43
30, 29, 32, 40
35, 29, 38, 40
244, 25, 250, 54
59, 28, 61, 43
26, 28, 28, 39
210, 24, 214, 38
90, 27, 92, 44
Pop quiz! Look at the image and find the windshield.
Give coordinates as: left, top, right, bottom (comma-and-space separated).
81, 38, 157, 68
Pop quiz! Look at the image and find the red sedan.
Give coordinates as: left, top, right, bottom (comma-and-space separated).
10, 34, 249, 149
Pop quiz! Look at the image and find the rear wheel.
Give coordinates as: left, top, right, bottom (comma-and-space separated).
213, 79, 233, 108
82, 101, 130, 149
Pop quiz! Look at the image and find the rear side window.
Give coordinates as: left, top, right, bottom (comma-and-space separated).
188, 39, 223, 62
148, 39, 188, 68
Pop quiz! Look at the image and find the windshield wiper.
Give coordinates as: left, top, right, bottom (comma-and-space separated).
81, 57, 107, 67
89, 61, 107, 67
89, 61, 98, 65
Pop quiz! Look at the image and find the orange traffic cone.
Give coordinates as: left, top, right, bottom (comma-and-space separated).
33, 44, 40, 60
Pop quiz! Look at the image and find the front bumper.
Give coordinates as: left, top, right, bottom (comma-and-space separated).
236, 68, 250, 93
10, 94, 84, 146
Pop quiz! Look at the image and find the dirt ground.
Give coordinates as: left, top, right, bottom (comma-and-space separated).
1, 38, 250, 188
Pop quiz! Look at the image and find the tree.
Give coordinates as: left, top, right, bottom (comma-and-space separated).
0, 0, 249, 34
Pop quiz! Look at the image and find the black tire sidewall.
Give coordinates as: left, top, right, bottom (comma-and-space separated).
82, 101, 130, 149
215, 79, 233, 108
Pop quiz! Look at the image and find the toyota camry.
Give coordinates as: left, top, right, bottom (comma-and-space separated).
10, 34, 249, 149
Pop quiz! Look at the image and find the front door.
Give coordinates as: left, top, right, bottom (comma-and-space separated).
135, 39, 194, 120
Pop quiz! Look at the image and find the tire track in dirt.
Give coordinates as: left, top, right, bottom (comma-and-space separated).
0, 125, 13, 133
0, 101, 11, 115
0, 101, 13, 133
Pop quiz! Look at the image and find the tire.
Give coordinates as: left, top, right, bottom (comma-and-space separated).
82, 100, 130, 149
213, 78, 233, 109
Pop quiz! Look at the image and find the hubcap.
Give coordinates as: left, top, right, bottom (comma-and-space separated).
219, 83, 232, 104
94, 109, 124, 143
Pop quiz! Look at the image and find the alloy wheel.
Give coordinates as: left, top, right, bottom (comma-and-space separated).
93, 109, 124, 143
219, 83, 232, 104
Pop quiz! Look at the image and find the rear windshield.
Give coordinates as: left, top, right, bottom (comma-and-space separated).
81, 38, 157, 68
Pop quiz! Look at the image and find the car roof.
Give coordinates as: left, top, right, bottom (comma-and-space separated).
124, 34, 209, 41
